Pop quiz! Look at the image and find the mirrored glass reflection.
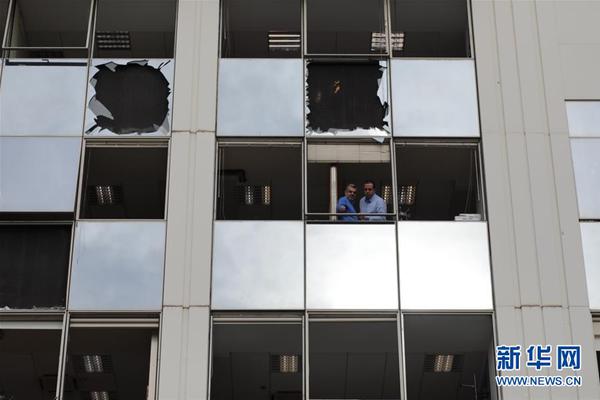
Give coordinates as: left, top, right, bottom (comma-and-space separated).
69, 221, 165, 310
566, 101, 600, 137
391, 60, 479, 137
212, 221, 304, 309
398, 221, 493, 310
581, 222, 600, 310
306, 224, 398, 309
0, 137, 81, 212
0, 60, 87, 135
217, 59, 304, 136
570, 138, 600, 219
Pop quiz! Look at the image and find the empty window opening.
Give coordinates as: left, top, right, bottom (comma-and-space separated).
395, 144, 483, 221
211, 322, 303, 400
0, 1, 9, 41
309, 319, 400, 399
0, 224, 71, 309
217, 144, 302, 220
307, 143, 393, 221
306, 62, 389, 135
80, 146, 168, 219
5, 0, 92, 57
306, 0, 386, 55
0, 328, 62, 399
391, 0, 470, 57
62, 327, 156, 400
221, 0, 301, 58
404, 315, 494, 400
86, 60, 172, 135
94, 0, 176, 58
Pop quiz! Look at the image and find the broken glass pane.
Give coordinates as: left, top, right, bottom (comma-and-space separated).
306, 61, 390, 136
84, 59, 173, 136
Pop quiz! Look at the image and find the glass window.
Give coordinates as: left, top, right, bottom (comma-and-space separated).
80, 146, 168, 219
309, 318, 400, 399
566, 101, 600, 137
306, 0, 386, 55
570, 138, 600, 220
395, 143, 483, 221
217, 144, 302, 220
63, 327, 157, 400
403, 315, 494, 400
391, 0, 470, 57
221, 0, 301, 58
306, 61, 390, 136
93, 0, 176, 58
211, 321, 303, 400
0, 327, 62, 399
0, 224, 71, 309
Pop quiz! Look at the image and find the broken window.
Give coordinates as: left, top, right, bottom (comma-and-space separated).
404, 314, 494, 400
62, 326, 157, 400
217, 143, 302, 220
307, 142, 394, 221
85, 59, 173, 136
306, 0, 386, 55
391, 0, 471, 57
309, 318, 400, 399
0, 224, 71, 309
4, 0, 92, 58
0, 326, 62, 399
80, 146, 168, 219
211, 320, 303, 400
94, 0, 176, 58
306, 61, 389, 135
395, 143, 483, 221
221, 0, 301, 58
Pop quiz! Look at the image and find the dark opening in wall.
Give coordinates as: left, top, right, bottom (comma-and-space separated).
306, 0, 386, 54
391, 0, 470, 57
395, 144, 482, 221
221, 0, 301, 58
80, 146, 168, 219
94, 0, 176, 58
217, 144, 302, 220
306, 62, 388, 134
0, 224, 71, 309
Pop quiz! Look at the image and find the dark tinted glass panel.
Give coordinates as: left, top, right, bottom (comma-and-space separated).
94, 0, 176, 58
391, 0, 470, 57
404, 315, 494, 400
306, 0, 386, 54
0, 329, 62, 399
80, 147, 168, 219
211, 323, 303, 400
63, 328, 154, 400
0, 224, 70, 308
222, 0, 301, 58
217, 145, 302, 220
309, 320, 400, 399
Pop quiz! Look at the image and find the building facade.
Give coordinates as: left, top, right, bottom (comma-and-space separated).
0, 0, 600, 399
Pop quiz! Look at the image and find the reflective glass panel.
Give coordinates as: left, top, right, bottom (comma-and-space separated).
391, 60, 479, 137
566, 101, 600, 137
309, 319, 400, 399
581, 222, 600, 310
0, 137, 81, 212
212, 221, 304, 309
63, 328, 155, 399
0, 60, 87, 135
398, 221, 493, 310
211, 322, 303, 400
217, 59, 304, 136
69, 221, 165, 310
570, 138, 600, 219
404, 315, 494, 400
306, 224, 398, 309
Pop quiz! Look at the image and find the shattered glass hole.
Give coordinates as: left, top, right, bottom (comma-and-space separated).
86, 60, 171, 135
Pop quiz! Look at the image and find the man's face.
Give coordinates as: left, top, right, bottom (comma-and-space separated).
345, 186, 357, 200
363, 183, 375, 199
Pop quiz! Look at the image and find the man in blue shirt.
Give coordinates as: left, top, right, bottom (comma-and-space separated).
359, 180, 386, 221
337, 184, 358, 221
